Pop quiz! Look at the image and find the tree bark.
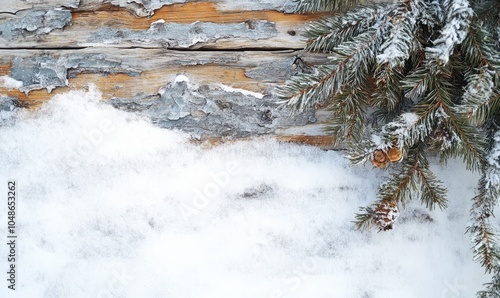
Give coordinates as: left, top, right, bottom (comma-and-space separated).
0, 1, 334, 148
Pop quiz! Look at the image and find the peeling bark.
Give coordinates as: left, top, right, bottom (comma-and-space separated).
88, 20, 278, 48
0, 9, 72, 41
0, 1, 333, 148
1, 2, 322, 49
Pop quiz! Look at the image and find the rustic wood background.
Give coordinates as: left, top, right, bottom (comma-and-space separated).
0, 0, 333, 147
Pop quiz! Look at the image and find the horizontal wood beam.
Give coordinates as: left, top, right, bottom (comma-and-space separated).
1, 2, 324, 50
0, 1, 335, 148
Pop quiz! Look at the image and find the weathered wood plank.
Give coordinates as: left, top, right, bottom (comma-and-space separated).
2, 0, 80, 13
0, 2, 323, 49
0, 1, 335, 148
0, 48, 332, 146
0, 48, 327, 96
4, 0, 298, 15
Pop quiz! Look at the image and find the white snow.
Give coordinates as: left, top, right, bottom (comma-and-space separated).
376, 6, 417, 68
0, 76, 23, 90
174, 74, 190, 83
151, 19, 166, 25
426, 0, 472, 65
218, 84, 264, 99
486, 132, 500, 190
375, 112, 420, 150
400, 112, 419, 126
462, 69, 495, 120
0, 88, 492, 297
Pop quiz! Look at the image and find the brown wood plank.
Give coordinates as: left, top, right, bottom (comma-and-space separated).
1, 2, 324, 49
0, 1, 335, 147
75, 2, 321, 28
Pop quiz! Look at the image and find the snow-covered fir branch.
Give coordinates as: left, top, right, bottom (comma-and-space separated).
293, 0, 360, 13
467, 131, 500, 276
460, 67, 498, 125
277, 29, 381, 111
377, 1, 419, 68
426, 0, 473, 65
281, 0, 500, 293
305, 4, 389, 53
484, 131, 500, 202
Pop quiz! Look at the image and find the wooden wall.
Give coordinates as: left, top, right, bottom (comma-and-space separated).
0, 0, 334, 147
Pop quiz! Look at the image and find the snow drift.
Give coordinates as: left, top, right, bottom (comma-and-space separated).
0, 87, 490, 297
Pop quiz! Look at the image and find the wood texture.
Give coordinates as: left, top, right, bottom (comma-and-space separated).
0, 1, 333, 148
1, 2, 324, 49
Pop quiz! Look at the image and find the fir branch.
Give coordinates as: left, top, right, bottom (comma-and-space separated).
383, 100, 439, 149
372, 65, 405, 111
406, 67, 487, 170
377, 0, 419, 68
415, 164, 448, 209
370, 97, 414, 126
462, 22, 500, 72
402, 66, 435, 101
277, 29, 380, 111
378, 144, 448, 209
477, 270, 500, 298
305, 5, 387, 53
325, 84, 369, 144
378, 146, 421, 207
467, 131, 500, 274
415, 0, 443, 27
468, 189, 500, 274
354, 205, 376, 230
426, 71, 486, 170
355, 144, 447, 231
293, 0, 361, 13
426, 0, 473, 65
460, 69, 500, 125
472, 0, 500, 29
283, 0, 500, 294
437, 102, 487, 171
460, 23, 500, 128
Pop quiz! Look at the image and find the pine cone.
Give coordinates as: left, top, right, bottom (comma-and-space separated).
371, 150, 389, 168
374, 200, 399, 231
387, 146, 403, 162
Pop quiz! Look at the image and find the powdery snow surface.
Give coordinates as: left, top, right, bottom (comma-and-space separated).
217, 84, 265, 99
0, 88, 491, 297
0, 76, 23, 89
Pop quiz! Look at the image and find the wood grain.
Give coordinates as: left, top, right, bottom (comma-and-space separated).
1, 2, 324, 49
0, 1, 334, 147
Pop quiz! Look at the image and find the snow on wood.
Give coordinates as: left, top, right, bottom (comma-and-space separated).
0, 1, 331, 147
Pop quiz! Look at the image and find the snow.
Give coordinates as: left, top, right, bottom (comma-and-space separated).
218, 84, 265, 99
0, 76, 23, 89
376, 5, 417, 68
0, 87, 492, 297
400, 112, 419, 126
151, 19, 166, 25
462, 68, 495, 119
174, 74, 190, 83
426, 0, 472, 65
374, 112, 420, 150
485, 132, 500, 190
